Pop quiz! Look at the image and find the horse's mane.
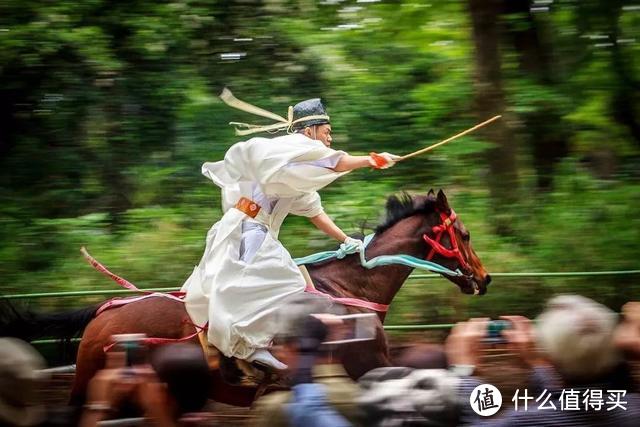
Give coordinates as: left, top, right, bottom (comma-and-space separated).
314, 192, 436, 258
375, 192, 436, 234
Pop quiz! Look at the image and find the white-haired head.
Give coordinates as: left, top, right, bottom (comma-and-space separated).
536, 295, 621, 381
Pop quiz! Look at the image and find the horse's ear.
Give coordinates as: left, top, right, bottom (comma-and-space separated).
436, 189, 450, 212
428, 189, 435, 197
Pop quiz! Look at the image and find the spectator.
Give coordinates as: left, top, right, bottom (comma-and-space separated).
614, 301, 640, 361
358, 318, 485, 426
359, 367, 463, 426
0, 338, 49, 427
358, 295, 640, 426
80, 342, 211, 427
533, 295, 621, 381
475, 295, 639, 425
250, 296, 364, 427
286, 315, 352, 427
151, 343, 212, 418
393, 343, 448, 369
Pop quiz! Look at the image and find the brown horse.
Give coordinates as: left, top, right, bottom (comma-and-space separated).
1, 189, 490, 406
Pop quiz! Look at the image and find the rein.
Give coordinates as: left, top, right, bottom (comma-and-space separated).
294, 229, 465, 313
294, 235, 463, 277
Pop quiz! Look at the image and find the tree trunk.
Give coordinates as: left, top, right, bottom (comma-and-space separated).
502, 0, 568, 189
468, 0, 518, 207
608, 0, 640, 146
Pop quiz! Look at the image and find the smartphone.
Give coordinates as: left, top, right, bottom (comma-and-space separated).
484, 320, 512, 344
322, 313, 377, 345
112, 333, 148, 366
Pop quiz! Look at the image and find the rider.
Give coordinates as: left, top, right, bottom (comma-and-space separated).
181, 91, 399, 370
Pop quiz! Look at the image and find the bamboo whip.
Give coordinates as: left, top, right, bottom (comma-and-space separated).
398, 115, 502, 161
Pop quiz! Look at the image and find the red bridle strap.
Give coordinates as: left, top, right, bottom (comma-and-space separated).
422, 210, 470, 272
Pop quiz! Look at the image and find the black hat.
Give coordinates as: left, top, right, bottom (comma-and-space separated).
291, 98, 330, 131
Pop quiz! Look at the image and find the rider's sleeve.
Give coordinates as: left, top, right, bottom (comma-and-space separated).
299, 151, 344, 169
289, 192, 324, 218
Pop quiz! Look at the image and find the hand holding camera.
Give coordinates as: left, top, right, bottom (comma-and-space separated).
81, 334, 176, 427
444, 316, 542, 373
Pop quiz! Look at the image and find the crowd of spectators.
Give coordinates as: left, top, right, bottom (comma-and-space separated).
1, 295, 638, 426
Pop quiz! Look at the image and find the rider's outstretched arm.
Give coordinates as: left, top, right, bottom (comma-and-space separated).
309, 212, 349, 242
333, 153, 399, 172
333, 155, 372, 172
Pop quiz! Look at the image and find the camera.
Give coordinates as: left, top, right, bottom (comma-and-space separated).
484, 320, 512, 344
111, 333, 148, 366
321, 313, 377, 345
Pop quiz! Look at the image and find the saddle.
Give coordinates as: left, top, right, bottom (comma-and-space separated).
197, 266, 318, 388
198, 266, 341, 389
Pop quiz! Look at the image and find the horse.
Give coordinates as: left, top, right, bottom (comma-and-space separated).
0, 189, 491, 407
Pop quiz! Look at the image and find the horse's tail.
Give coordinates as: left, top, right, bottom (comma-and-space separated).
0, 298, 100, 342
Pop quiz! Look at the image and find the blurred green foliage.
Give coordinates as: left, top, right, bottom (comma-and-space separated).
0, 0, 639, 323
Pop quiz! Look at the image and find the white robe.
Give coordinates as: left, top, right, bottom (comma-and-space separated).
181, 133, 348, 359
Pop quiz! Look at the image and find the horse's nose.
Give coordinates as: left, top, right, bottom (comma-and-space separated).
484, 274, 492, 286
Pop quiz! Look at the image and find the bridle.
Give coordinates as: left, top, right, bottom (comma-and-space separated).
422, 209, 471, 273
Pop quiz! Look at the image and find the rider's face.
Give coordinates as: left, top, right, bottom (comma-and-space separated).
304, 124, 333, 147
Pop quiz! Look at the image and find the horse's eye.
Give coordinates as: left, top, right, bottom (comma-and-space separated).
461, 232, 470, 242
